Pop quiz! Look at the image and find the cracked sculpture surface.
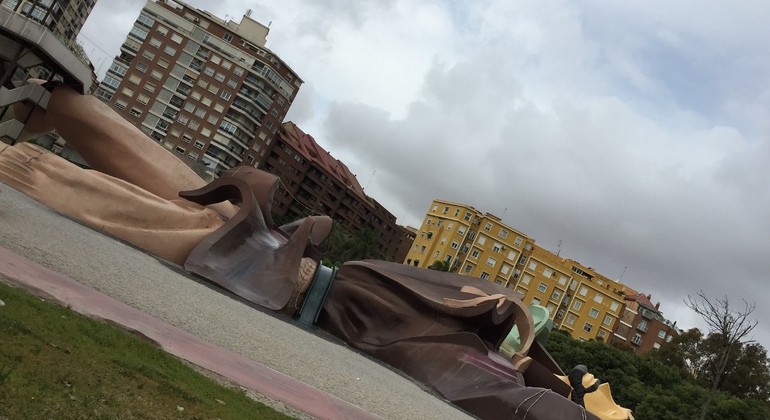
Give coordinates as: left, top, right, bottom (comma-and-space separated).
0, 83, 602, 420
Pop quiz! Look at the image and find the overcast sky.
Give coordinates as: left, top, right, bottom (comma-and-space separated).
79, 0, 770, 349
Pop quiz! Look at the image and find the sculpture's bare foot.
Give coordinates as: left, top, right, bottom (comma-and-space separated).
285, 257, 319, 315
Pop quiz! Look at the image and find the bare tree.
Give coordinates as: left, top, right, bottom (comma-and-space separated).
685, 291, 758, 420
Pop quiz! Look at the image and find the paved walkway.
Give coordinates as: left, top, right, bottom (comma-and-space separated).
0, 186, 473, 420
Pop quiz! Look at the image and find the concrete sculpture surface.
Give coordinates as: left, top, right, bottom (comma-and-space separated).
0, 82, 603, 419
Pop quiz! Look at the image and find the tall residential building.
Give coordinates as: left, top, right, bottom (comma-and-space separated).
262, 122, 413, 262
0, 0, 96, 48
95, 0, 301, 177
405, 200, 627, 343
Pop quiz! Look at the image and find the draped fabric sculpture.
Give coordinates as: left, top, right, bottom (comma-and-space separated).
0, 83, 600, 419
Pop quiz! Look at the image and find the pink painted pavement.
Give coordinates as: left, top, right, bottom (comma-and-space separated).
0, 245, 381, 420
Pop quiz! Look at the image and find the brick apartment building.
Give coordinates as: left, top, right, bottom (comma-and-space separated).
262, 122, 413, 262
94, 0, 301, 177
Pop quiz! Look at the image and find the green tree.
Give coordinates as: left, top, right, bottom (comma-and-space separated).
427, 260, 457, 272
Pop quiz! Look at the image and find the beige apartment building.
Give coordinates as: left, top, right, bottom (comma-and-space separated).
94, 0, 301, 177
0, 0, 97, 47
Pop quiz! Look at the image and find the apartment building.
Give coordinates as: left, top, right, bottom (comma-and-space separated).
610, 291, 681, 353
405, 200, 626, 343
263, 122, 413, 262
405, 200, 535, 284
95, 0, 301, 177
0, 0, 97, 47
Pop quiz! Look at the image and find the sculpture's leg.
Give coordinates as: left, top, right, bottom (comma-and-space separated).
0, 142, 224, 264
15, 84, 237, 218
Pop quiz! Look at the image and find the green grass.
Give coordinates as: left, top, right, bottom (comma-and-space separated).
0, 281, 295, 419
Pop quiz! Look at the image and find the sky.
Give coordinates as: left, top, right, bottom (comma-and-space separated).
78, 0, 770, 349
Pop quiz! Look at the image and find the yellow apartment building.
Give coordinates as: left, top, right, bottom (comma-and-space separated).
405, 199, 626, 343
405, 200, 534, 286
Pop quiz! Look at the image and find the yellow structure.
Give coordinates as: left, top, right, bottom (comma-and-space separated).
405, 199, 625, 343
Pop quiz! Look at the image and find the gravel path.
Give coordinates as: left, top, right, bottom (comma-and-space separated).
0, 186, 473, 420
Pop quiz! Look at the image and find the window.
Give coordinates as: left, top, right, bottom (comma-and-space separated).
204, 67, 215, 77
187, 152, 199, 160
137, 94, 149, 105
653, 342, 661, 350
594, 295, 603, 304
658, 329, 667, 339
464, 212, 472, 221
158, 58, 170, 69
149, 37, 162, 48
442, 206, 449, 214
128, 74, 141, 85
433, 251, 440, 259
480, 272, 490, 280
597, 330, 607, 340
176, 115, 188, 125
521, 274, 532, 285
206, 115, 218, 125
164, 45, 177, 56
150, 70, 163, 80
484, 222, 492, 232
551, 291, 560, 300
136, 62, 148, 73
181, 134, 192, 143
156, 26, 168, 35
638, 320, 648, 332
471, 250, 480, 259
447, 223, 453, 231
501, 264, 511, 275
194, 108, 206, 118
420, 246, 426, 254
215, 72, 225, 82
171, 33, 183, 44
136, 14, 155, 28
464, 264, 473, 274
458, 227, 466, 236
234, 66, 244, 77
508, 250, 516, 260
247, 155, 255, 164
129, 26, 148, 40
144, 82, 156, 93
528, 261, 537, 271
566, 315, 576, 325
537, 283, 547, 293
532, 297, 541, 306
583, 323, 593, 333
492, 243, 502, 253
451, 241, 459, 250
194, 140, 204, 150
499, 229, 508, 239
188, 120, 200, 130
109, 63, 127, 76
221, 91, 232, 100
610, 302, 619, 312
632, 334, 642, 345
477, 236, 486, 245
573, 300, 582, 311
486, 257, 496, 267
129, 107, 142, 117
558, 276, 568, 286
454, 209, 460, 216
114, 100, 127, 110
589, 308, 599, 318
514, 237, 523, 246
543, 268, 553, 278
102, 75, 120, 89
603, 315, 612, 326
579, 286, 588, 296
223, 32, 233, 42
121, 87, 134, 97
666, 335, 673, 343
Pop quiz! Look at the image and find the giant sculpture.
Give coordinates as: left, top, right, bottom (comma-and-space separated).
0, 81, 611, 419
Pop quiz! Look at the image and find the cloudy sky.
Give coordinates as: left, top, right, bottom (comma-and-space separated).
79, 0, 770, 348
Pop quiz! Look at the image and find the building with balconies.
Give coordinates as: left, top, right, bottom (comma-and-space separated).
1, 0, 97, 49
406, 200, 627, 343
262, 122, 413, 262
610, 291, 681, 353
94, 0, 301, 176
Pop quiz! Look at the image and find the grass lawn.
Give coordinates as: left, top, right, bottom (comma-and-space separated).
0, 281, 295, 419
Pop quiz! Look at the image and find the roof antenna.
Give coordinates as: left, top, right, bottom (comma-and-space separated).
556, 240, 562, 256
619, 266, 627, 282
